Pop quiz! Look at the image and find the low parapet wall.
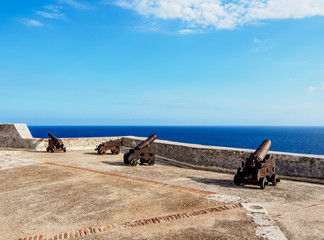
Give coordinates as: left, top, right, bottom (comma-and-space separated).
0, 124, 122, 151
122, 136, 324, 180
1, 124, 323, 181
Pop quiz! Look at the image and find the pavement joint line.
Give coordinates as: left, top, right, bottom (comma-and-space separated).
14, 204, 243, 240
43, 162, 216, 195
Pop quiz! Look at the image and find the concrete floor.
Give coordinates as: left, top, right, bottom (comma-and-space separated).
1, 149, 323, 239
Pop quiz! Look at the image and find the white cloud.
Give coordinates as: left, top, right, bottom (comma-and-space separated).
134, 20, 162, 32
34, 5, 65, 19
22, 19, 43, 27
251, 37, 272, 51
178, 29, 200, 34
114, 0, 324, 30
57, 0, 94, 10
308, 86, 316, 92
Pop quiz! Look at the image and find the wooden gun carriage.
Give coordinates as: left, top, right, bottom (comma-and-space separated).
234, 139, 279, 189
124, 134, 157, 166
46, 132, 66, 153
95, 139, 121, 155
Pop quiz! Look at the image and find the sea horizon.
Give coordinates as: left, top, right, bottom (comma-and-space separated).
29, 125, 324, 156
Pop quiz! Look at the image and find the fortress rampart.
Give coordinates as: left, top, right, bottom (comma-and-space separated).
1, 124, 323, 181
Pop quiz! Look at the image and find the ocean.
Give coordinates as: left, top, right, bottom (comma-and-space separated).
28, 126, 324, 156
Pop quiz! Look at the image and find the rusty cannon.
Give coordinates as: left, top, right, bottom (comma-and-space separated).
46, 132, 66, 153
95, 139, 122, 155
233, 139, 279, 189
123, 134, 157, 166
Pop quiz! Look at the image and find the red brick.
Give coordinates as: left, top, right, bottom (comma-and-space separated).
79, 230, 84, 236
84, 229, 89, 235
53, 235, 58, 240
63, 233, 68, 239
33, 236, 38, 240
125, 222, 131, 228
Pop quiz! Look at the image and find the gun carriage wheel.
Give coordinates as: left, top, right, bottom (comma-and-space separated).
259, 177, 267, 189
271, 174, 278, 186
233, 174, 240, 185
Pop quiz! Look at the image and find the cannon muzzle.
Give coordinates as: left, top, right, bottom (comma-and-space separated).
135, 134, 157, 150
250, 139, 271, 162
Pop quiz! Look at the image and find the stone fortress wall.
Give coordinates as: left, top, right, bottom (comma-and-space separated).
1, 124, 323, 181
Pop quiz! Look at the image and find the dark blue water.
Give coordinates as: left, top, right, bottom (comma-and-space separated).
28, 126, 324, 155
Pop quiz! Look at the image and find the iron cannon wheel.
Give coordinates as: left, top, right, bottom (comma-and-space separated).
259, 177, 266, 189
146, 158, 155, 166
271, 174, 278, 186
233, 174, 240, 185
99, 150, 105, 155
111, 149, 120, 154
130, 159, 138, 166
148, 158, 155, 166
123, 153, 130, 164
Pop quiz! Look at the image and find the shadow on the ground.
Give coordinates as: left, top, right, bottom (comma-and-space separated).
101, 161, 125, 166
83, 152, 116, 155
101, 161, 161, 167
188, 176, 259, 189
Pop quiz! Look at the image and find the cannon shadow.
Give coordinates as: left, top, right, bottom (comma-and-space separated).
101, 161, 125, 166
188, 176, 257, 189
83, 152, 116, 155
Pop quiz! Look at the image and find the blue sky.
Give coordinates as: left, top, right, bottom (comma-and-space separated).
1, 0, 324, 126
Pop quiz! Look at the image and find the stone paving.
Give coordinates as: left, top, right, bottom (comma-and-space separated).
1, 149, 323, 239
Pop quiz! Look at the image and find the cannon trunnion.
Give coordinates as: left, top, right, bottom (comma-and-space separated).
46, 132, 66, 153
124, 134, 157, 166
95, 139, 122, 155
234, 139, 280, 189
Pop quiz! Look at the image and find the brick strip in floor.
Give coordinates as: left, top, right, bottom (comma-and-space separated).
14, 203, 243, 240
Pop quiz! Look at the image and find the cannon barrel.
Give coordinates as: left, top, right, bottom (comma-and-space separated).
48, 132, 63, 146
250, 139, 271, 162
135, 134, 157, 150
